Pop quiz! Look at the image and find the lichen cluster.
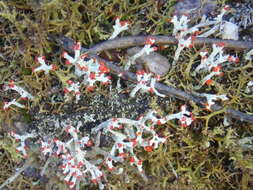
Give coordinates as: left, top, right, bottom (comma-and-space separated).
0, 0, 253, 190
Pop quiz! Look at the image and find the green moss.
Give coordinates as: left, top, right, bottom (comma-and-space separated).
0, 0, 253, 189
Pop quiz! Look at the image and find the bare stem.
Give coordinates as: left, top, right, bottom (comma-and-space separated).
0, 158, 34, 189
87, 35, 253, 53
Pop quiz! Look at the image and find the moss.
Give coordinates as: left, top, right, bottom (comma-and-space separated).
0, 0, 253, 189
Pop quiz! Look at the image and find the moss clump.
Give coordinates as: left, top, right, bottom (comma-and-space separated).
0, 0, 253, 189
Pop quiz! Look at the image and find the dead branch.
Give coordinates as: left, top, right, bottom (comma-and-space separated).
51, 35, 253, 124
87, 35, 253, 53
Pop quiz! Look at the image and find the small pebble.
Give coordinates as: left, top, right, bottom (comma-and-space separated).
127, 47, 171, 76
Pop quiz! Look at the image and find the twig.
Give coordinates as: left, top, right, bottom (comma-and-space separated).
86, 35, 253, 53
51, 35, 253, 124
48, 35, 253, 54
0, 158, 34, 189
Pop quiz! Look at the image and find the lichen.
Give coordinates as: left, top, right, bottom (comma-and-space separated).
0, 0, 253, 189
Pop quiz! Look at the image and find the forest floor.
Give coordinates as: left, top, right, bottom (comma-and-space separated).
0, 0, 253, 189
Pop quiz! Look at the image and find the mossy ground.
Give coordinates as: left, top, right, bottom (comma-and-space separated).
0, 0, 253, 189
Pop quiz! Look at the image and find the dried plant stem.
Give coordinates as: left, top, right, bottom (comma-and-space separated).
87, 35, 253, 53
0, 158, 34, 189
52, 36, 253, 124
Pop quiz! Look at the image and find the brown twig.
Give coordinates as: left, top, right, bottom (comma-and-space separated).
51, 35, 253, 124
87, 35, 253, 53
